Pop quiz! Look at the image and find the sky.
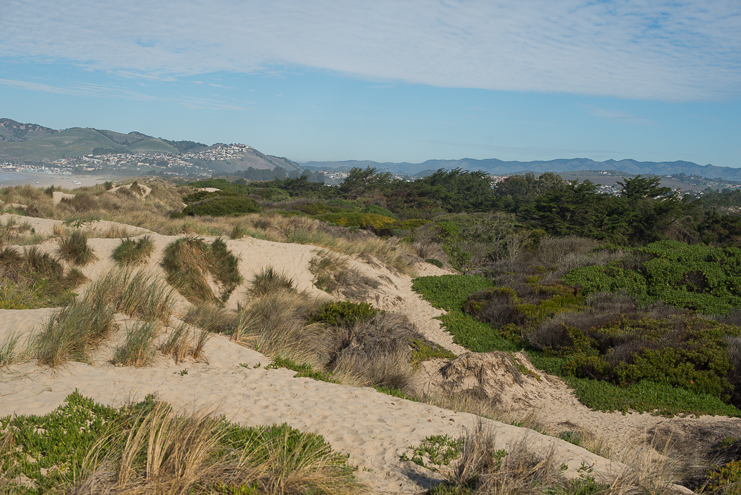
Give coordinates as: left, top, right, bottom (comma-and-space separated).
0, 0, 740, 167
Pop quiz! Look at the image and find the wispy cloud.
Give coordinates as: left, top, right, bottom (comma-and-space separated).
0, 77, 251, 110
585, 106, 655, 126
0, 1, 739, 101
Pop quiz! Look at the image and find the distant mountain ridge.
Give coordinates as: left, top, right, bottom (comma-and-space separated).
302, 157, 741, 181
0, 118, 301, 173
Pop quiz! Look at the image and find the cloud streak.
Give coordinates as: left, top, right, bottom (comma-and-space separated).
1, 0, 739, 101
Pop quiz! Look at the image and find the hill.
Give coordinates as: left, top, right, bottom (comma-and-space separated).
0, 118, 302, 176
303, 157, 741, 181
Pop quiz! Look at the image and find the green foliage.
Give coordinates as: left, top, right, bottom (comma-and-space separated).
111, 235, 154, 265
413, 276, 518, 352
564, 241, 741, 314
401, 435, 463, 470
162, 237, 242, 305
306, 301, 378, 327
412, 275, 492, 310
410, 339, 457, 365
58, 230, 97, 266
270, 356, 339, 383
0, 392, 356, 494
425, 258, 443, 268
0, 247, 84, 309
316, 212, 397, 231
706, 459, 741, 492
182, 195, 260, 217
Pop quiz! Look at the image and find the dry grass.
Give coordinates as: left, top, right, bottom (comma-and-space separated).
113, 320, 160, 367
0, 331, 24, 367
72, 400, 364, 495
309, 250, 380, 300
237, 290, 324, 368
250, 265, 296, 297
86, 268, 175, 323
159, 323, 212, 363
34, 295, 116, 367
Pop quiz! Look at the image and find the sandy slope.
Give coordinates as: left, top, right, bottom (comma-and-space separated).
0, 222, 727, 493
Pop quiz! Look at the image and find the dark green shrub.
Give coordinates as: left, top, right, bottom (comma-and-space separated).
362, 204, 397, 219
564, 241, 741, 315
425, 258, 443, 268
307, 301, 377, 327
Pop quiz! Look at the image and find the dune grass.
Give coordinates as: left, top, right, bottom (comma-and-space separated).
112, 235, 155, 265
250, 265, 296, 297
0, 246, 86, 309
162, 237, 242, 305
0, 331, 23, 367
113, 320, 159, 367
86, 268, 175, 323
58, 230, 97, 266
34, 294, 115, 367
0, 392, 363, 495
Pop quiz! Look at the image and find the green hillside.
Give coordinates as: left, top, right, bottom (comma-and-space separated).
0, 127, 177, 161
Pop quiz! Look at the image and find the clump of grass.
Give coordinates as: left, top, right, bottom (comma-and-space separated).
160, 324, 193, 363
250, 265, 295, 297
0, 246, 85, 309
112, 235, 155, 265
0, 216, 43, 247
34, 295, 115, 367
58, 230, 97, 266
0, 331, 23, 367
112, 321, 159, 367
238, 290, 323, 365
307, 301, 377, 327
86, 268, 175, 323
410, 339, 457, 366
159, 324, 211, 363
308, 250, 379, 299
184, 303, 241, 335
0, 392, 363, 495
162, 237, 242, 305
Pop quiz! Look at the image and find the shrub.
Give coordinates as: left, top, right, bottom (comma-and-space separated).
307, 301, 377, 327
111, 235, 155, 265
162, 237, 242, 305
58, 230, 97, 266
181, 196, 260, 217
564, 241, 741, 315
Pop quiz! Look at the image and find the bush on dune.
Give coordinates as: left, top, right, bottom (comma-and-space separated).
162, 237, 242, 305
0, 246, 85, 309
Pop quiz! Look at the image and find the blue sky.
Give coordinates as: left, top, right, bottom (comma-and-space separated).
0, 0, 739, 166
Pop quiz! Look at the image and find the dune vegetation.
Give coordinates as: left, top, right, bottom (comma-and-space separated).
5, 170, 741, 493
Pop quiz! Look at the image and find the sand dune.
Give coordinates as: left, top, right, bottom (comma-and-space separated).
0, 221, 716, 493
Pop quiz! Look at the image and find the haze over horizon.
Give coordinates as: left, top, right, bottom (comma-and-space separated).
1, 1, 739, 167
